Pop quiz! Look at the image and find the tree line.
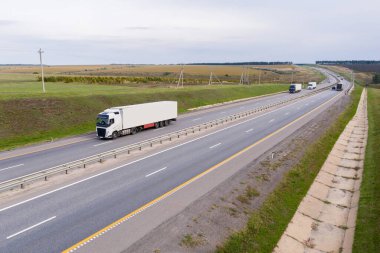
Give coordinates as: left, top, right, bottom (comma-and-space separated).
316, 60, 380, 65
187, 62, 293, 66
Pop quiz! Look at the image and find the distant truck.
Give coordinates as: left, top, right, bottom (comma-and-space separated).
289, 83, 302, 93
336, 83, 343, 91
96, 101, 177, 139
307, 82, 317, 90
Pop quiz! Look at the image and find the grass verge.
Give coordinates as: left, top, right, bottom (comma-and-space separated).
216, 85, 363, 253
353, 87, 380, 252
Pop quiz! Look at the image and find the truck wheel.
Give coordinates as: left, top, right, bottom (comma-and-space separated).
155, 122, 160, 128
112, 131, 118, 139
131, 128, 137, 135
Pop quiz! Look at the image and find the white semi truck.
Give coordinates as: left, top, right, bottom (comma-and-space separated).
307, 82, 317, 90
289, 83, 302, 93
96, 101, 177, 139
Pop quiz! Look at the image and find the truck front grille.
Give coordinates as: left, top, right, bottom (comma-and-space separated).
97, 128, 106, 137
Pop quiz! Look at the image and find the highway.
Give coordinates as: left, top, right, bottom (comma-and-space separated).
0, 69, 349, 253
0, 69, 335, 182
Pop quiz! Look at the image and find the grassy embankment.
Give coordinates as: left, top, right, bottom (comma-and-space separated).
353, 87, 380, 252
0, 74, 288, 151
217, 85, 363, 252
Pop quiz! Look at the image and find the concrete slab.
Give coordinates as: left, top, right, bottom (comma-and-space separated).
308, 182, 329, 201
298, 196, 324, 219
346, 206, 358, 228
342, 152, 362, 161
339, 159, 360, 169
274, 234, 305, 253
325, 188, 352, 207
334, 167, 357, 178
318, 203, 349, 226
341, 228, 355, 253
284, 212, 313, 243
310, 222, 345, 253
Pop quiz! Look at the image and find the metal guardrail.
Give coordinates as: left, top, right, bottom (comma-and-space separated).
0, 83, 337, 192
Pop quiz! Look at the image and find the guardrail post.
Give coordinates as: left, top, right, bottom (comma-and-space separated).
21, 183, 24, 189
44, 176, 48, 181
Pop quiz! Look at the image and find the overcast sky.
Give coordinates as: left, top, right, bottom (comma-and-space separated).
0, 0, 379, 65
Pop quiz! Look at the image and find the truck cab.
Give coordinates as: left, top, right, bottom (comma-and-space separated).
96, 109, 122, 138
289, 83, 302, 93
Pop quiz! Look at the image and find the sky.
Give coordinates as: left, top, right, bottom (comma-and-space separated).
0, 0, 379, 65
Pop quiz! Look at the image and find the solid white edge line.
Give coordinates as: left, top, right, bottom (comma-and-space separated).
0, 90, 336, 213
145, 167, 167, 177
209, 143, 222, 149
0, 164, 24, 172
6, 216, 56, 239
93, 141, 113, 147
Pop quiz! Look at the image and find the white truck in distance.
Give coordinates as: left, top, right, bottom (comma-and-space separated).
289, 83, 302, 93
307, 82, 317, 90
96, 101, 177, 139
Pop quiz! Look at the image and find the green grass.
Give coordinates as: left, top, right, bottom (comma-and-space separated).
0, 73, 288, 150
216, 85, 363, 253
353, 87, 380, 252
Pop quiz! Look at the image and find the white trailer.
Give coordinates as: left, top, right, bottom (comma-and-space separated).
289, 83, 302, 93
96, 101, 177, 139
307, 82, 317, 90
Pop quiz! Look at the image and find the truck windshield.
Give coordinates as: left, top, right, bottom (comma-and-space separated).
96, 115, 109, 127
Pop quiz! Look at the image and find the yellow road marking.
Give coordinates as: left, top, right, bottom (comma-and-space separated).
63, 92, 342, 253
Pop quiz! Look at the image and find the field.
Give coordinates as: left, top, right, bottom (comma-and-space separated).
353, 87, 380, 252
0, 64, 323, 86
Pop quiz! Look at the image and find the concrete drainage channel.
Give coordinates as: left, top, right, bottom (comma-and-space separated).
274, 88, 367, 253
0, 84, 340, 193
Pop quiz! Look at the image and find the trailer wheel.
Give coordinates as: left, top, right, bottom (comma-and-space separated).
112, 131, 118, 139
155, 122, 160, 128
131, 128, 137, 135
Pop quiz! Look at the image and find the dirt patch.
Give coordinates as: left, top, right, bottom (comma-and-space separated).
125, 95, 351, 253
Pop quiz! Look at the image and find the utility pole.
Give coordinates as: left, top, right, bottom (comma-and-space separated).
38, 48, 46, 93
176, 65, 184, 88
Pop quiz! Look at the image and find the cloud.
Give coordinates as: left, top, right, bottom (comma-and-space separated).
0, 20, 17, 26
124, 26, 152, 30
0, 0, 379, 64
